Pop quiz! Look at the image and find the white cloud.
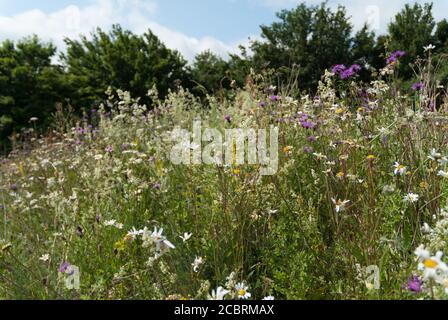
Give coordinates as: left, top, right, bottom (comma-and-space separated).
0, 0, 243, 62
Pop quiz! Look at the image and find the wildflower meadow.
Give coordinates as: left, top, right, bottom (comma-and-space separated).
1, 44, 448, 300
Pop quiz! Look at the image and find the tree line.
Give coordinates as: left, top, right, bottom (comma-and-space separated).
1, 2, 448, 150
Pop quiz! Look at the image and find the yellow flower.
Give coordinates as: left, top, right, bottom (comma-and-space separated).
336, 172, 345, 179
423, 259, 438, 269
283, 146, 293, 154
420, 181, 429, 189
114, 239, 126, 252
233, 168, 241, 175
367, 155, 375, 160
335, 108, 344, 114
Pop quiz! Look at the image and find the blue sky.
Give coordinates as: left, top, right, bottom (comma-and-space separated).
0, 0, 447, 61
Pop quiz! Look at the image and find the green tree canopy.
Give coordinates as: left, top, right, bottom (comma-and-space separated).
0, 36, 66, 148
250, 2, 353, 90
388, 3, 435, 78
62, 25, 189, 109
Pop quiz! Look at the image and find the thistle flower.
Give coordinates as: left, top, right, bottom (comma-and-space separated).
411, 82, 424, 91
407, 275, 423, 293
270, 95, 280, 102
386, 50, 406, 64
58, 261, 71, 273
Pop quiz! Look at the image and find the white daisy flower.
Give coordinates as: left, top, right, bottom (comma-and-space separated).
208, 286, 229, 300
428, 148, 442, 161
149, 227, 175, 258
192, 256, 204, 272
180, 232, 192, 242
235, 282, 251, 299
393, 162, 407, 176
331, 198, 350, 213
404, 193, 419, 204
437, 170, 448, 178
104, 219, 124, 229
39, 254, 50, 262
262, 296, 275, 300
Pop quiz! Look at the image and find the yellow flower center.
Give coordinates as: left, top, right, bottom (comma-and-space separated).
238, 289, 246, 296
424, 259, 438, 269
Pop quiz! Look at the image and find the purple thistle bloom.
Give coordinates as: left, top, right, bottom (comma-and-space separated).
387, 50, 406, 64
412, 82, 424, 91
340, 64, 361, 79
152, 183, 161, 190
308, 135, 317, 142
58, 261, 71, 273
270, 95, 280, 102
332, 64, 346, 74
276, 117, 285, 123
105, 146, 113, 153
407, 275, 423, 293
332, 64, 361, 80
299, 114, 309, 122
303, 146, 313, 154
224, 115, 232, 123
300, 121, 316, 129
9, 184, 18, 191
258, 101, 267, 107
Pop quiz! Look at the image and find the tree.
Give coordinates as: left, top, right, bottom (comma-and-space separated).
62, 25, 189, 109
435, 19, 448, 50
191, 50, 229, 94
388, 3, 435, 78
0, 36, 67, 149
250, 2, 353, 91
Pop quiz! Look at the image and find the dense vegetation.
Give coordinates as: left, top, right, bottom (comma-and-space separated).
1, 1, 448, 300
2, 2, 448, 151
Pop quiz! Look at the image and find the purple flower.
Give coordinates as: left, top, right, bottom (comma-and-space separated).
224, 115, 232, 123
270, 95, 280, 102
300, 121, 316, 129
299, 114, 309, 122
105, 146, 113, 153
407, 275, 423, 293
387, 50, 406, 64
258, 101, 267, 108
307, 136, 317, 142
58, 261, 71, 273
152, 183, 161, 190
276, 117, 285, 123
303, 146, 313, 154
412, 82, 424, 91
332, 64, 361, 80
332, 64, 346, 74
340, 64, 361, 79
9, 184, 18, 191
